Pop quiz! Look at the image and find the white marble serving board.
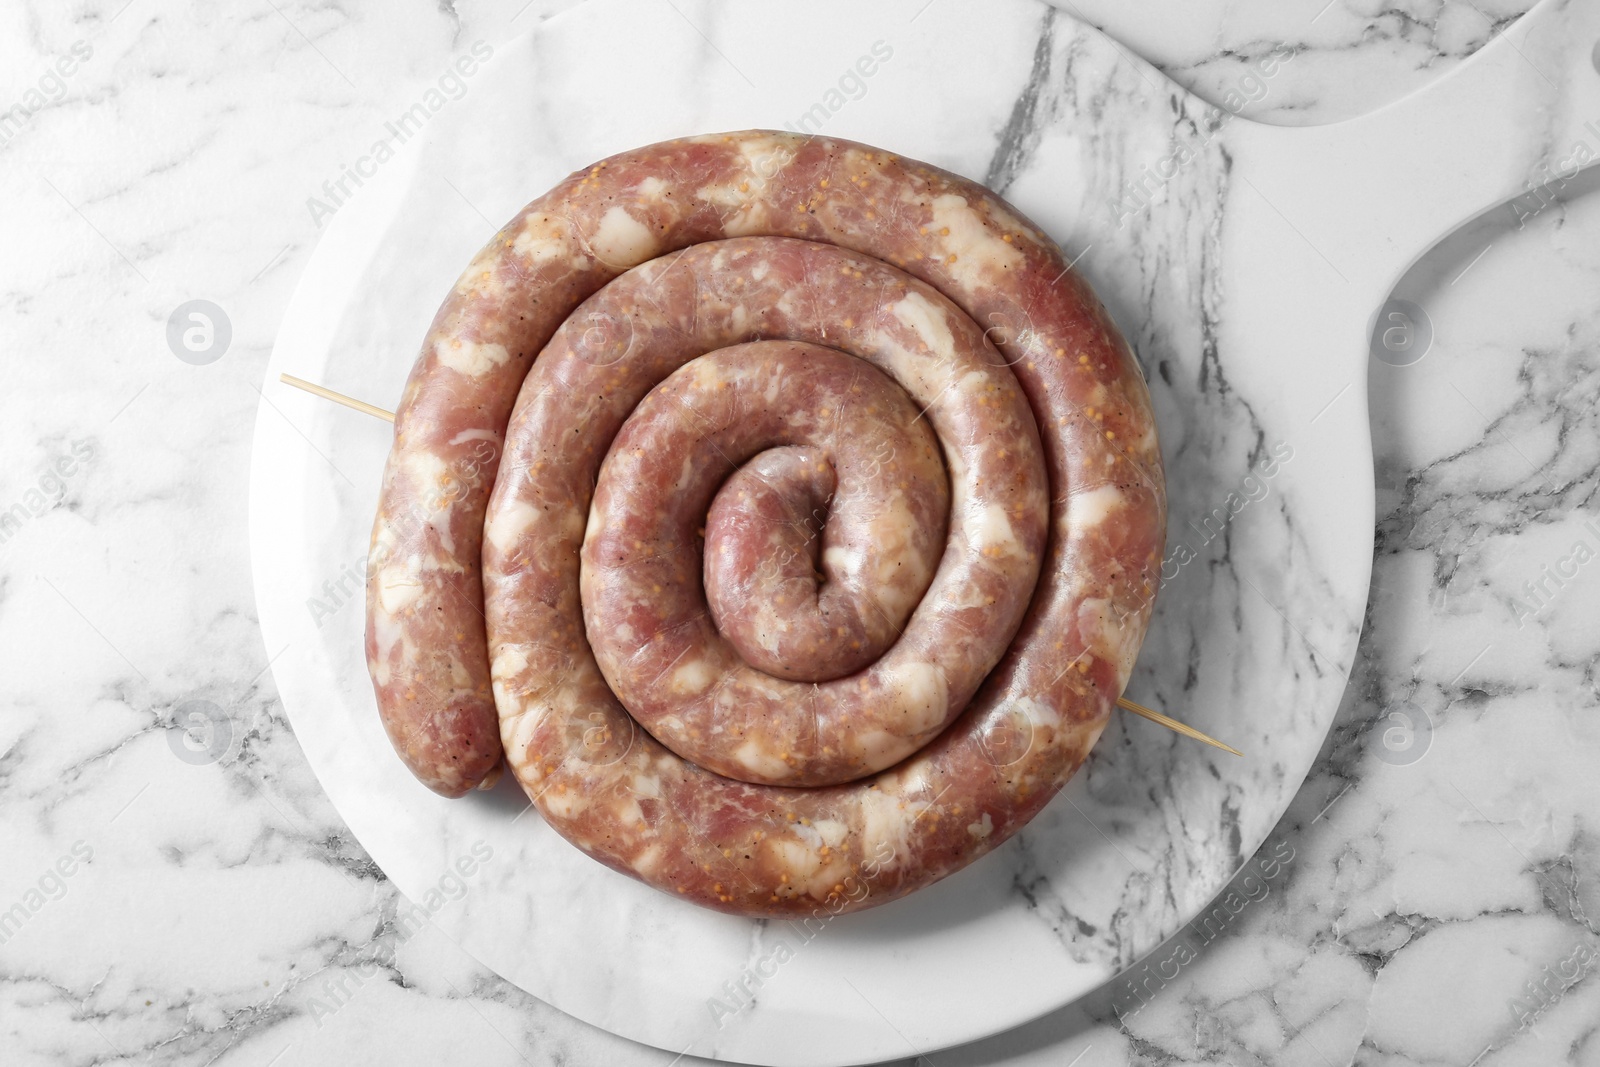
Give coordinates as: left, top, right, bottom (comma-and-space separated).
248, 0, 1600, 1062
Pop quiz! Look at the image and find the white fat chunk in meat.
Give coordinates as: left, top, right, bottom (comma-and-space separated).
542, 787, 590, 819
930, 193, 1025, 289
857, 787, 911, 863
882, 660, 948, 734
590, 206, 658, 267
739, 135, 796, 185
486, 500, 539, 555
889, 291, 957, 363
434, 338, 511, 379
735, 739, 792, 781
1077, 596, 1142, 689
1070, 484, 1124, 530
970, 502, 1023, 558
491, 643, 529, 681
377, 563, 424, 615
512, 215, 572, 263
669, 659, 715, 695
633, 844, 665, 876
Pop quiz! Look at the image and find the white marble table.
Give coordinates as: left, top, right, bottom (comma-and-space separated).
6, 1, 1596, 1064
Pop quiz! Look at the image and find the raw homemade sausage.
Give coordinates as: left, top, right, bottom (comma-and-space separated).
368, 131, 1164, 917
555, 241, 1049, 787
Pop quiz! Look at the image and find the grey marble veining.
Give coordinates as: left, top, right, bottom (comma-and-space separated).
1063, 0, 1539, 125
0, 0, 1593, 1064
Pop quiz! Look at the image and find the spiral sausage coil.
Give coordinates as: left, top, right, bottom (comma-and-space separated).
366, 131, 1165, 917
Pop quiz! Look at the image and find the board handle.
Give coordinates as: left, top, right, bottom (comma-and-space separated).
1242, 0, 1600, 307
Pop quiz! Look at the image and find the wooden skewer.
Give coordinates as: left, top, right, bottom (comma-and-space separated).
279, 373, 1245, 757
280, 373, 395, 423
1116, 697, 1242, 757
